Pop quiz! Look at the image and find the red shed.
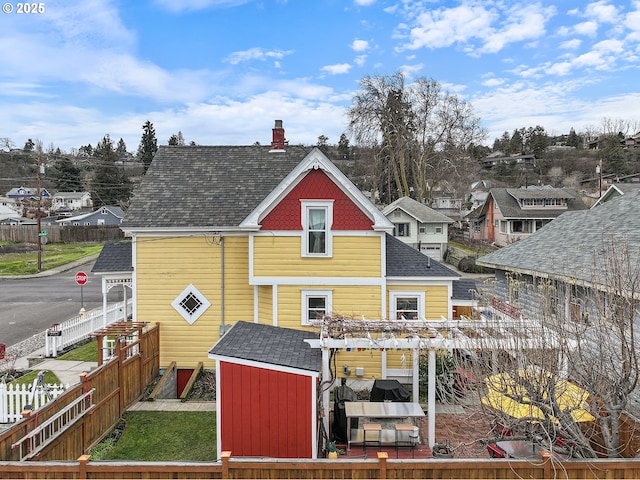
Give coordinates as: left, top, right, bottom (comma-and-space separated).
208, 321, 322, 459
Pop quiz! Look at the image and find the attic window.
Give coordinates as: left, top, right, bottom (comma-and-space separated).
301, 200, 333, 257
171, 284, 211, 325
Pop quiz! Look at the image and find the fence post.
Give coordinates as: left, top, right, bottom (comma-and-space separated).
377, 451, 388, 479
77, 454, 90, 479
541, 450, 551, 478
221, 451, 231, 479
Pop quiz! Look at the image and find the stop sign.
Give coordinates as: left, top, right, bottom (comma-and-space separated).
75, 271, 88, 285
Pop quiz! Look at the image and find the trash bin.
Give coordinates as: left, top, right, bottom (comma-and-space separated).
332, 380, 357, 443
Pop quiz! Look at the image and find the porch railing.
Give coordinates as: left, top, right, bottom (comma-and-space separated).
44, 299, 132, 357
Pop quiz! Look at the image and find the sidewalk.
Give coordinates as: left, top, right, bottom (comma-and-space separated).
11, 346, 97, 387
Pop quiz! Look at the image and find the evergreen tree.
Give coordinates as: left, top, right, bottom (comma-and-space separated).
338, 133, 351, 159
316, 135, 329, 154
116, 138, 128, 159
567, 127, 581, 148
49, 156, 82, 191
92, 134, 132, 207
168, 131, 185, 146
137, 120, 158, 173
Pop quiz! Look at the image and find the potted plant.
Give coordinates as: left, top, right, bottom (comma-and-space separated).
432, 441, 454, 458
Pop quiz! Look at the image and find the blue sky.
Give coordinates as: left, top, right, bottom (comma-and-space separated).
1, 0, 639, 153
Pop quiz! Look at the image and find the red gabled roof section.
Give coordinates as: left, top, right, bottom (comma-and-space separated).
260, 169, 373, 230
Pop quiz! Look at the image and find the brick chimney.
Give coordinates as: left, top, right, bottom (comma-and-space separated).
270, 120, 286, 151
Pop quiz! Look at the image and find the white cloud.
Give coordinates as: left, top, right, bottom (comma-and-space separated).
354, 55, 367, 67
225, 48, 293, 65
573, 21, 599, 36
351, 39, 369, 52
397, 2, 554, 55
482, 78, 504, 87
354, 0, 375, 6
400, 4, 496, 51
560, 39, 582, 50
320, 64, 352, 75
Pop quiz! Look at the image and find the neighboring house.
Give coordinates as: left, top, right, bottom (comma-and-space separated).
467, 186, 587, 247
5, 186, 51, 200
431, 192, 463, 224
591, 183, 639, 207
51, 191, 93, 213
0, 196, 21, 214
117, 122, 474, 374
56, 205, 125, 226
0, 205, 21, 224
481, 153, 536, 169
476, 189, 640, 414
382, 196, 453, 261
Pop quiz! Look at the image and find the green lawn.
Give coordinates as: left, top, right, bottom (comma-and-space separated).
57, 339, 99, 362
90, 411, 217, 461
0, 242, 103, 275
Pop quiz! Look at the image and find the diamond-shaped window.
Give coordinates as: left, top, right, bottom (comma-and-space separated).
171, 284, 211, 325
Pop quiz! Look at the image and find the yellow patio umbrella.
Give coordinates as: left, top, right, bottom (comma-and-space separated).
481, 369, 595, 424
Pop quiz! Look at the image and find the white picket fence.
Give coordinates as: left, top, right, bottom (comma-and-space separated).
0, 382, 67, 423
44, 299, 132, 357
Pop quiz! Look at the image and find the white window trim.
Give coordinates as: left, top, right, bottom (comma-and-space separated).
301, 200, 333, 257
301, 289, 333, 326
389, 291, 425, 321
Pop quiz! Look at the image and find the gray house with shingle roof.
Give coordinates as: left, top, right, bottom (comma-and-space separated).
468, 186, 587, 247
476, 188, 640, 420
382, 196, 453, 261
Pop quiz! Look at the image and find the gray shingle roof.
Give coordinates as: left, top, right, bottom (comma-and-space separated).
122, 145, 312, 229
385, 233, 459, 278
452, 279, 478, 301
382, 196, 454, 223
477, 189, 640, 285
490, 187, 587, 219
208, 321, 321, 372
92, 242, 133, 273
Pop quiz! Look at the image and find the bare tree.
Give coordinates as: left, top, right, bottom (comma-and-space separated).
347, 72, 486, 205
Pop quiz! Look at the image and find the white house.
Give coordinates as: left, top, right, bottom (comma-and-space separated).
51, 191, 93, 213
382, 196, 453, 261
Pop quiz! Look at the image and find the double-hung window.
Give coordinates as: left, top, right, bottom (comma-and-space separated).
390, 291, 425, 321
302, 201, 333, 257
301, 290, 332, 325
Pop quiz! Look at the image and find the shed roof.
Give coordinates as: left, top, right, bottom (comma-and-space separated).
92, 242, 133, 273
208, 321, 322, 373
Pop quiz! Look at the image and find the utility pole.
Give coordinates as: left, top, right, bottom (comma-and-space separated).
36, 146, 44, 271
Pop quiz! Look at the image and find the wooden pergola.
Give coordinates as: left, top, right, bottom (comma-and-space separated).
308, 311, 573, 448
90, 321, 149, 365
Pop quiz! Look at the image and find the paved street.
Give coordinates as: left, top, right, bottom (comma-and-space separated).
0, 260, 112, 348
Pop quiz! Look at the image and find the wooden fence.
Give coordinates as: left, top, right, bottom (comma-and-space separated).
0, 323, 159, 462
0, 225, 124, 244
2, 451, 640, 479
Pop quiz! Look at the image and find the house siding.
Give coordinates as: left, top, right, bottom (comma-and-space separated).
276, 284, 383, 330
136, 236, 253, 368
253, 235, 382, 278
260, 169, 373, 231
387, 285, 449, 319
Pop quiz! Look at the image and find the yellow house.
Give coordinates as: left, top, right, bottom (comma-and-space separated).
119, 123, 472, 377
